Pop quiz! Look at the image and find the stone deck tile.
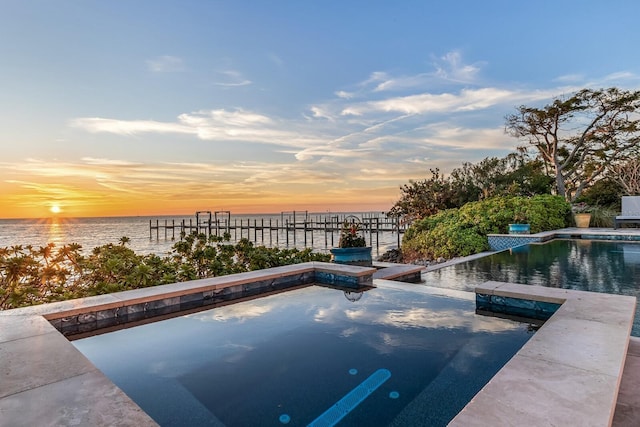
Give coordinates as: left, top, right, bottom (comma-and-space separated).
0, 328, 97, 398
0, 370, 158, 427
517, 315, 631, 377
613, 337, 640, 427
449, 353, 618, 427
0, 314, 56, 342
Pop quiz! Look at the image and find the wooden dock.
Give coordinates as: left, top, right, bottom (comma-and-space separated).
149, 211, 406, 250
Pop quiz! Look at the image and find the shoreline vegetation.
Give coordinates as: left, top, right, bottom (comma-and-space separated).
0, 233, 330, 310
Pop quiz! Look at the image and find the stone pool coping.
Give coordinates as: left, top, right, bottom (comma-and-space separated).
1, 264, 635, 426
488, 226, 640, 251
450, 281, 637, 427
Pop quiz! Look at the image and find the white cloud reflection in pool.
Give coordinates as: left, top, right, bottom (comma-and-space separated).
73, 283, 534, 427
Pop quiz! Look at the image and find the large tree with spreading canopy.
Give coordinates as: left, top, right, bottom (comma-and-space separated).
505, 87, 640, 201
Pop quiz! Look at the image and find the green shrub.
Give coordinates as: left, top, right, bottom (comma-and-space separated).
402, 195, 571, 261
0, 236, 331, 310
457, 194, 570, 234
588, 206, 616, 228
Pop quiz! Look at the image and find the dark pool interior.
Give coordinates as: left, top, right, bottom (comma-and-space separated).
73, 283, 534, 426
424, 239, 640, 336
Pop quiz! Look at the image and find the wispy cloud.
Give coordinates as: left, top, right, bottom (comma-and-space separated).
372, 73, 433, 92
352, 50, 483, 94
342, 87, 560, 116
146, 55, 185, 72
213, 70, 252, 87
421, 124, 511, 150
552, 71, 640, 90
335, 90, 354, 99
554, 73, 585, 83
69, 118, 193, 136
432, 50, 483, 84
602, 71, 638, 82
308, 106, 335, 121
81, 157, 142, 166
71, 109, 325, 148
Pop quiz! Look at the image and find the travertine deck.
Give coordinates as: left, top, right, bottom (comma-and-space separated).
488, 227, 640, 251
0, 314, 159, 426
450, 281, 637, 427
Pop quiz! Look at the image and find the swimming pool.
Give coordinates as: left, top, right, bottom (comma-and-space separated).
424, 239, 640, 336
72, 283, 534, 426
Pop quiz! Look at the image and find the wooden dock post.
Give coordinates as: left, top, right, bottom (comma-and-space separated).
293, 211, 296, 246
324, 218, 328, 247
304, 220, 307, 247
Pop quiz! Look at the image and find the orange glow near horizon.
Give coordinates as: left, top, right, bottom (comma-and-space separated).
0, 193, 395, 219
0, 157, 403, 220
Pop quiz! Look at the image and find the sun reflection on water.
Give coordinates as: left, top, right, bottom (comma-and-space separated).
44, 217, 72, 248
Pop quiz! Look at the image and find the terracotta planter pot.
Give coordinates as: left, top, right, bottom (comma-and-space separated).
574, 213, 591, 228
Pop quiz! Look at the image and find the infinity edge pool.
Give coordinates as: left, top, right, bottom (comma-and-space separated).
0, 261, 635, 426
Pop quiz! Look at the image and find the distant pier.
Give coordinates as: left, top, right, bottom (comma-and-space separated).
149, 211, 407, 251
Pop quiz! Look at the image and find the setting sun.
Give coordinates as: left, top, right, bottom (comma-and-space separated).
50, 204, 61, 214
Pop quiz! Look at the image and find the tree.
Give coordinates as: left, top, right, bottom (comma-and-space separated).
505, 88, 640, 202
450, 151, 552, 201
611, 157, 640, 195
387, 169, 455, 222
388, 152, 553, 223
575, 176, 623, 208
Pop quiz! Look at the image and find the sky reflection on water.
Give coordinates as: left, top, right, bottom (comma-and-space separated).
73, 284, 532, 426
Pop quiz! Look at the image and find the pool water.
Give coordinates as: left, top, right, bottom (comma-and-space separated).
73, 283, 534, 426
425, 239, 640, 335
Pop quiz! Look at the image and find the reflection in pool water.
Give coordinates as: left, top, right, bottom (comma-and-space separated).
424, 239, 640, 335
73, 284, 534, 426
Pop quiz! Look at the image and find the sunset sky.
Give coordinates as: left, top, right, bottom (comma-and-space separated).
2, 1, 640, 218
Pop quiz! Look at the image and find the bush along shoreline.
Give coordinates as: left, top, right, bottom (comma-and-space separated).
0, 233, 330, 310
400, 195, 571, 263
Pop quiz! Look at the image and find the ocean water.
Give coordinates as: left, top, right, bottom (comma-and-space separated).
0, 212, 402, 257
